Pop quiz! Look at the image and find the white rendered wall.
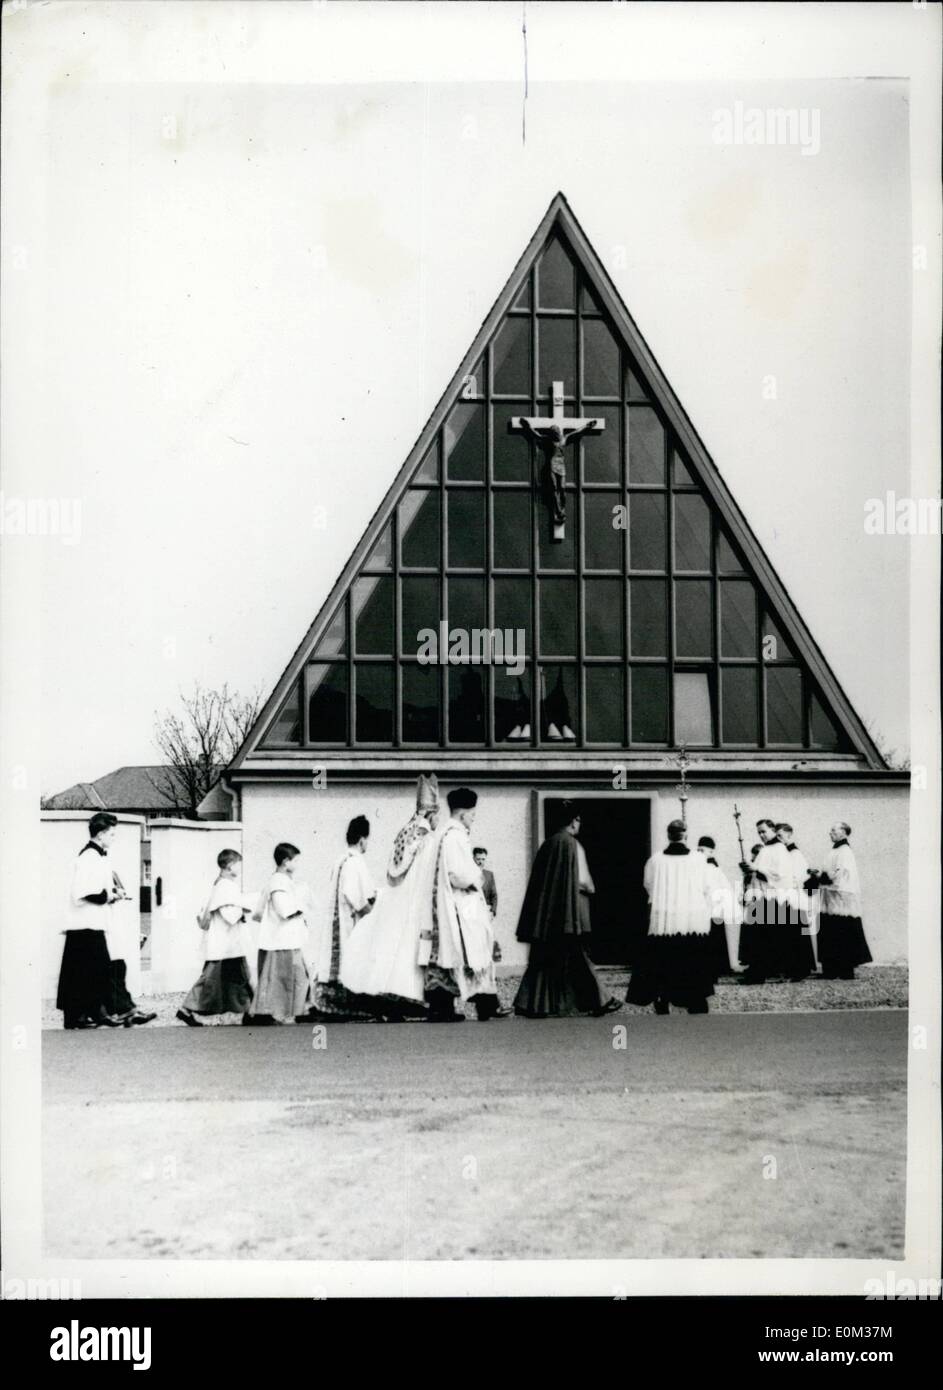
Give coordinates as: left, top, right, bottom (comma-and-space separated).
40, 812, 143, 1000
149, 820, 245, 993
238, 781, 909, 969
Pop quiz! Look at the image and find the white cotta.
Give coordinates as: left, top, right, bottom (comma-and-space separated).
819, 842, 861, 917
784, 846, 813, 921
259, 869, 310, 953
749, 841, 793, 903
704, 859, 736, 925
704, 857, 743, 968
419, 818, 494, 998
197, 876, 254, 961
643, 850, 713, 937
316, 851, 377, 982
104, 895, 139, 965
341, 815, 437, 1003
66, 846, 113, 931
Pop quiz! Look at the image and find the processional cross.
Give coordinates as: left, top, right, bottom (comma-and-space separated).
510, 382, 605, 541
673, 744, 690, 826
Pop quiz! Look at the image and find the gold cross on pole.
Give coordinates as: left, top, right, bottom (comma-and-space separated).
673, 743, 690, 826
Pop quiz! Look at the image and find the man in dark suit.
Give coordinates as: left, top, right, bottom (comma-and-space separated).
472, 847, 498, 921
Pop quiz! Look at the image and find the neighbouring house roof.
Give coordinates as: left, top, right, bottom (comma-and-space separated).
43, 765, 221, 813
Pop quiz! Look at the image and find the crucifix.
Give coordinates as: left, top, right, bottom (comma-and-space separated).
510, 382, 605, 541
673, 743, 690, 826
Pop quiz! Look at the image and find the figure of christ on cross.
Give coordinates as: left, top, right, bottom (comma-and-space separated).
510, 382, 605, 541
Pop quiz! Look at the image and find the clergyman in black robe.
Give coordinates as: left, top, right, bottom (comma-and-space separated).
513, 803, 621, 1018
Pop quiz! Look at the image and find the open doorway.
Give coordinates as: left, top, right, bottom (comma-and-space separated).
542, 796, 652, 965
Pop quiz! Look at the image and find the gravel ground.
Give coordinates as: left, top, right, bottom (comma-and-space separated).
41, 964, 907, 1029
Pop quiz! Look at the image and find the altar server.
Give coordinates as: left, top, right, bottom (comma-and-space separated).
738, 818, 794, 983
627, 819, 715, 1014
696, 835, 736, 979
177, 849, 254, 1026
57, 812, 128, 1029
249, 842, 311, 1024
809, 823, 872, 980
776, 822, 817, 981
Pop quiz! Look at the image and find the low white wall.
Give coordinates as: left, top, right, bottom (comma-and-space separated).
240, 780, 908, 968
149, 820, 245, 993
40, 812, 143, 1000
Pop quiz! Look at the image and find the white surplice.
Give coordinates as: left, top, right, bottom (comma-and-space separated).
643, 849, 713, 937
259, 870, 309, 952
783, 844, 812, 924
748, 840, 793, 912
67, 844, 113, 932
818, 842, 861, 918
198, 875, 254, 961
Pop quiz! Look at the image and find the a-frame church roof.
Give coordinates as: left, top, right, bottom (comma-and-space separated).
230, 193, 886, 773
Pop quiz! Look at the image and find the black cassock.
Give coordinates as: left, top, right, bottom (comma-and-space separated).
57, 930, 112, 1027
513, 830, 615, 1018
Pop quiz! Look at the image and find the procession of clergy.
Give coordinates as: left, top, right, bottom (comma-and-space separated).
57, 774, 872, 1029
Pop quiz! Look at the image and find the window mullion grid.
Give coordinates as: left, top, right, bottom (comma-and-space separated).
439, 425, 447, 747
667, 434, 677, 747
760, 603, 770, 750
301, 617, 313, 747
485, 339, 495, 749
716, 599, 727, 749
576, 347, 586, 747
345, 592, 354, 748
619, 351, 629, 746
393, 507, 402, 748
711, 509, 720, 747
624, 390, 634, 747
530, 277, 539, 748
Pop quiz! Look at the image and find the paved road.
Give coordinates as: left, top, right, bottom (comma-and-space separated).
42, 1011, 907, 1264
44, 1008, 905, 1104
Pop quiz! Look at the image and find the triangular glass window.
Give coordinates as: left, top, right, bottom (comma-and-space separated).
312, 607, 346, 657
254, 206, 873, 760
537, 235, 576, 310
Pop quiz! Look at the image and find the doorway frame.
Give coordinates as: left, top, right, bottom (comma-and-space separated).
530, 789, 659, 860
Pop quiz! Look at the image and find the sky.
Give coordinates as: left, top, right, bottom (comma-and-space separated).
1, 3, 931, 793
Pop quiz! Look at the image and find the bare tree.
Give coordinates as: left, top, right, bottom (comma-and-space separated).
150, 682, 262, 818
865, 721, 911, 772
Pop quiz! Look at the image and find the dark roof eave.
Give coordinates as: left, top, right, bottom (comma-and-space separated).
228, 761, 909, 789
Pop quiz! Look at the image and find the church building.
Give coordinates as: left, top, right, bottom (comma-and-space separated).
217, 194, 908, 967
